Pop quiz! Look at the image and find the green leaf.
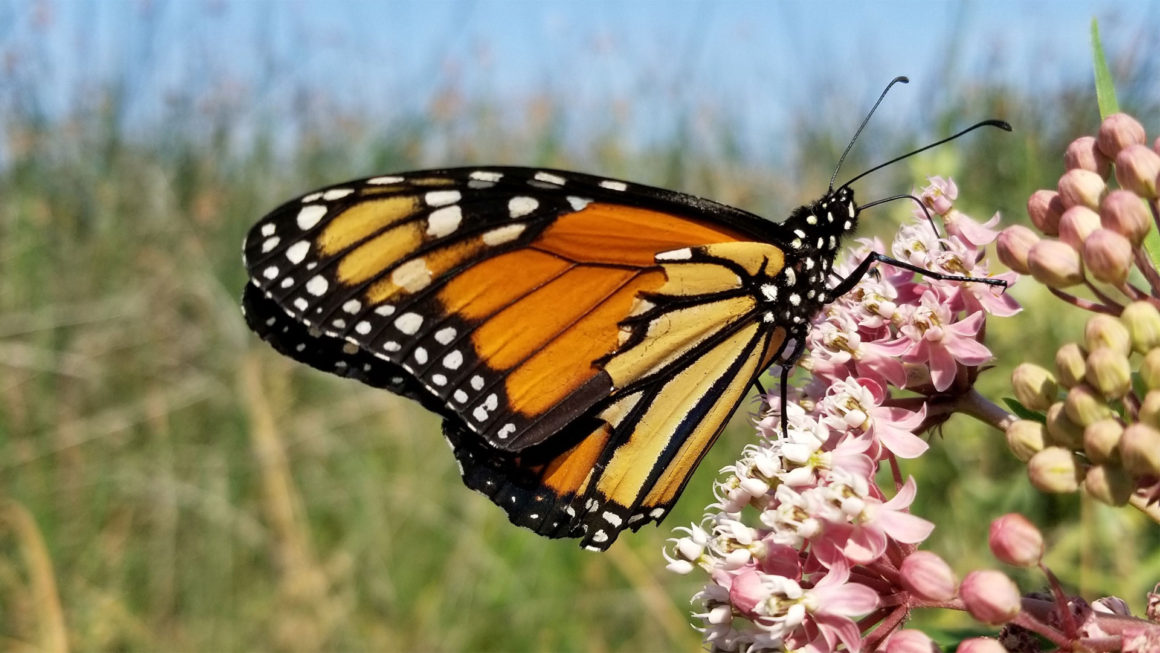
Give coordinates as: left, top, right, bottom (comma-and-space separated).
1003, 397, 1046, 423
1091, 19, 1120, 118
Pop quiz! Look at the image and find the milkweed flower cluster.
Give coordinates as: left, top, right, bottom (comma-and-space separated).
998, 113, 1160, 518
665, 179, 1018, 652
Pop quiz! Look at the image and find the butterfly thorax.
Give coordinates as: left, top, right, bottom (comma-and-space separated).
758, 186, 859, 332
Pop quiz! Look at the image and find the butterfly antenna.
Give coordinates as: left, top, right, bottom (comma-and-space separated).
828, 76, 911, 192
859, 193, 941, 237
840, 119, 1012, 190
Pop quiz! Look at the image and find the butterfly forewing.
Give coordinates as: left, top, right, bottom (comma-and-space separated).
242, 167, 825, 549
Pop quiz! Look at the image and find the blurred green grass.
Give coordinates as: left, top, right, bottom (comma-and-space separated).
2, 17, 1160, 653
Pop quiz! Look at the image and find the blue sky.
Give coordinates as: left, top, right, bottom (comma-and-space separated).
6, 1, 1159, 159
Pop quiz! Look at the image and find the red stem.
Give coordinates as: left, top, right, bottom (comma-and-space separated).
1048, 286, 1119, 314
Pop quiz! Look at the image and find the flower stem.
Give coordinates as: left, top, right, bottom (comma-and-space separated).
1048, 286, 1119, 314
952, 388, 1015, 431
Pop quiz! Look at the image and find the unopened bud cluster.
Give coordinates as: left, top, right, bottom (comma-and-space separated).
998, 113, 1160, 289
999, 113, 1160, 513
1007, 304, 1160, 504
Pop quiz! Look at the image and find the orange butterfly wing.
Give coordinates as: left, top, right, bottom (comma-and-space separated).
242, 168, 799, 549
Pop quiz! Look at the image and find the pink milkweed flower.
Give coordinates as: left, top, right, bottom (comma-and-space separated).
811, 477, 935, 567
793, 562, 881, 653
806, 313, 909, 388
819, 377, 929, 459
898, 292, 994, 392
921, 176, 958, 216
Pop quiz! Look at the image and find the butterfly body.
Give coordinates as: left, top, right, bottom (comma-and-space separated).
242, 167, 859, 550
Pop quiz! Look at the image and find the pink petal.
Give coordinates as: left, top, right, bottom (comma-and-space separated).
841, 526, 886, 563
877, 425, 929, 458
925, 342, 957, 391
877, 510, 935, 544
883, 477, 918, 509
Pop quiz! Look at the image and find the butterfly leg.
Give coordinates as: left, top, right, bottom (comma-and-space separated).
828, 251, 1007, 299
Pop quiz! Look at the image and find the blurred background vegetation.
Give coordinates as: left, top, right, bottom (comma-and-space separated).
2, 2, 1160, 652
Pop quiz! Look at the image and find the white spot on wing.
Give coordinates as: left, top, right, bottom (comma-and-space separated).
368, 175, 404, 185
426, 205, 462, 237
656, 247, 692, 262
443, 350, 463, 370
425, 190, 461, 207
508, 196, 538, 218
394, 312, 423, 335
342, 299, 362, 313
263, 266, 279, 280
355, 321, 372, 335
599, 180, 628, 191
567, 196, 592, 211
261, 223, 276, 237
323, 188, 353, 200
469, 170, 503, 182
305, 275, 328, 296
261, 236, 280, 253
482, 224, 526, 246
286, 240, 310, 264
391, 258, 432, 292
534, 171, 566, 186
374, 304, 396, 316
434, 327, 457, 344
296, 205, 327, 230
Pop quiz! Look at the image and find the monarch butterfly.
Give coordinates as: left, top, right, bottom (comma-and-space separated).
241, 77, 1009, 551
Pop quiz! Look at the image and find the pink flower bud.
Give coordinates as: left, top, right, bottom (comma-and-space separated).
1085, 314, 1132, 356
1028, 446, 1082, 493
1027, 189, 1064, 236
728, 568, 766, 616
1006, 420, 1047, 462
1083, 464, 1135, 506
1100, 189, 1152, 246
1055, 342, 1087, 388
1058, 169, 1107, 210
1058, 206, 1102, 249
1082, 228, 1133, 285
900, 551, 958, 602
996, 225, 1040, 274
1084, 418, 1123, 464
1011, 363, 1058, 411
1065, 135, 1112, 175
1028, 240, 1083, 288
1148, 585, 1160, 622
955, 638, 1007, 653
1097, 113, 1146, 159
1084, 346, 1132, 399
1121, 301, 1160, 353
989, 514, 1044, 567
1120, 422, 1160, 479
1046, 401, 1084, 449
960, 570, 1022, 625
1115, 144, 1160, 199
884, 629, 938, 653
